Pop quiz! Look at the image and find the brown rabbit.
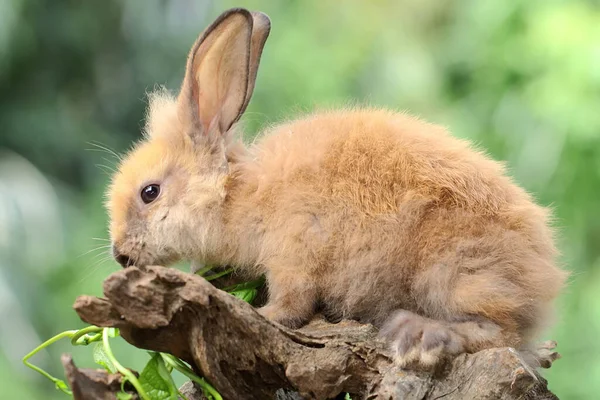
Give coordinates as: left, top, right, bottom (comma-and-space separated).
106, 8, 567, 367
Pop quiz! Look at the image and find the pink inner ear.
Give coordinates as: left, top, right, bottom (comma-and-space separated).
197, 89, 223, 137
196, 51, 228, 136
206, 114, 222, 137
196, 87, 209, 134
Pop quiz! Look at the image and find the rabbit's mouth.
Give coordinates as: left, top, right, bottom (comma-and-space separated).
111, 244, 136, 268
112, 250, 174, 268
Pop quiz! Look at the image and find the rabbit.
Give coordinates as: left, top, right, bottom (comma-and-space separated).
106, 8, 567, 368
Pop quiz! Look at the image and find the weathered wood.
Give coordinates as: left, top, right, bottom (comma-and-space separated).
69, 266, 558, 399
61, 354, 138, 400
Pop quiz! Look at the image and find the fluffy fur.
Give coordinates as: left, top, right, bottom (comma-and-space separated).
107, 8, 567, 367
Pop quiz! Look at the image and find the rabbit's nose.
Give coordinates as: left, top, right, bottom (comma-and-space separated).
115, 254, 133, 268
112, 246, 133, 268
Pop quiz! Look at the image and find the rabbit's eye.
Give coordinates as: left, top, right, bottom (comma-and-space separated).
141, 184, 161, 204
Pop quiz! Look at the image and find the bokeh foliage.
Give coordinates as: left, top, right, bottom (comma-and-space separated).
1, 0, 599, 399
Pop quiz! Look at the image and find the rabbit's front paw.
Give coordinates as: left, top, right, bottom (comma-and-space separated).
380, 310, 465, 368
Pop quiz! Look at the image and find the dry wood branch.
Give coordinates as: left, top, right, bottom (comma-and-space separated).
69, 266, 558, 399
62, 354, 138, 400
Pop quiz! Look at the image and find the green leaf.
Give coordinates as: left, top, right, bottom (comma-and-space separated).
230, 288, 258, 304
139, 353, 178, 400
225, 276, 265, 304
93, 342, 116, 373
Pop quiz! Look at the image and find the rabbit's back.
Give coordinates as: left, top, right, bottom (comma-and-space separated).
248, 108, 523, 214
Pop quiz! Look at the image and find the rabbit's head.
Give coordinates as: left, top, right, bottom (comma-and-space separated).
106, 8, 270, 267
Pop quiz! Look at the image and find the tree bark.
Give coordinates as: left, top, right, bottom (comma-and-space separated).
66, 266, 558, 400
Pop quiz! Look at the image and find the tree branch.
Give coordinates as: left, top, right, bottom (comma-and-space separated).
67, 266, 558, 399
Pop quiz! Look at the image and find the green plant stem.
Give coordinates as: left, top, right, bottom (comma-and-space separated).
177, 389, 190, 400
22, 329, 78, 395
222, 276, 265, 292
194, 264, 214, 276
70, 325, 104, 345
160, 353, 222, 400
102, 328, 150, 400
204, 268, 233, 281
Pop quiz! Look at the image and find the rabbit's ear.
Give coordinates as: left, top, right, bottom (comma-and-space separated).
241, 11, 271, 115
179, 8, 270, 143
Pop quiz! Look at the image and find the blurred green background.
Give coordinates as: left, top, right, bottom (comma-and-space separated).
1, 0, 598, 398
